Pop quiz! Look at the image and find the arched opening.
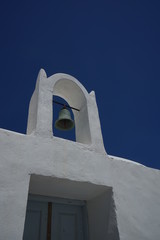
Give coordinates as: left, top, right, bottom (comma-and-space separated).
53, 95, 76, 142
53, 78, 91, 144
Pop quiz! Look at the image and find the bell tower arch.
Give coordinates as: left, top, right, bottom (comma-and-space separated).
52, 75, 91, 144
27, 69, 105, 153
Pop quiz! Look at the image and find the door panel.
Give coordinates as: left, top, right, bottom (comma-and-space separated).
52, 204, 84, 240
23, 201, 48, 240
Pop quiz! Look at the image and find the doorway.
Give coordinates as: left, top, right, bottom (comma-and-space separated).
23, 195, 88, 240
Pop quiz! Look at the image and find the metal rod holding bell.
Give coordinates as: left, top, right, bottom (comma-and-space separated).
53, 100, 80, 112
53, 100, 79, 131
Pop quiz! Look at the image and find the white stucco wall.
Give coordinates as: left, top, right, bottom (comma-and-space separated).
0, 70, 160, 240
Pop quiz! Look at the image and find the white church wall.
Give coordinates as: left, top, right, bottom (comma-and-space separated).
0, 70, 160, 240
0, 128, 160, 239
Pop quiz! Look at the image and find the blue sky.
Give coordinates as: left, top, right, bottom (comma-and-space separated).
0, 0, 160, 169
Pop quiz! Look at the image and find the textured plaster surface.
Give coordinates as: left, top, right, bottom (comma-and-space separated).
0, 129, 160, 240
0, 70, 160, 240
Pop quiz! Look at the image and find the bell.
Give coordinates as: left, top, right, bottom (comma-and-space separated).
55, 107, 74, 131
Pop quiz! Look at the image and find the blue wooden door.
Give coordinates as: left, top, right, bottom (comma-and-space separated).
51, 203, 84, 240
23, 200, 48, 240
23, 196, 87, 240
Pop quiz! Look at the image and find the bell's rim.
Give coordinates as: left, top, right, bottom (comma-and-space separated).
55, 118, 75, 131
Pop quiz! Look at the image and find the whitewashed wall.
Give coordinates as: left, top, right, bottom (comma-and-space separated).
0, 70, 160, 240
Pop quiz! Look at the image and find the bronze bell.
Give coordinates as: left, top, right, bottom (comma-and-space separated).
55, 107, 74, 131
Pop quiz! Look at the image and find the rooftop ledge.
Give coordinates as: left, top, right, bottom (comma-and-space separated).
0, 127, 147, 168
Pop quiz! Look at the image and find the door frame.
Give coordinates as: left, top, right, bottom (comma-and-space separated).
28, 194, 86, 206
